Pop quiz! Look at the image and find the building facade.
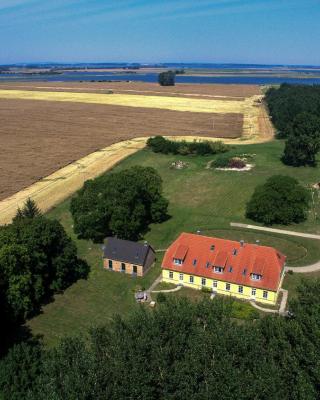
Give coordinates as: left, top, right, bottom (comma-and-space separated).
162, 233, 286, 305
103, 237, 155, 277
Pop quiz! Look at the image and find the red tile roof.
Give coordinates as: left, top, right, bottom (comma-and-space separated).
174, 244, 189, 260
162, 233, 286, 291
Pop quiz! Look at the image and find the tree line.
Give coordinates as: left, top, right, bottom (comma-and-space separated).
1, 279, 320, 399
0, 200, 89, 355
147, 135, 229, 156
265, 84, 320, 166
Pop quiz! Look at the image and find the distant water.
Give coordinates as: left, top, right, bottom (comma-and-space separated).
1, 71, 320, 85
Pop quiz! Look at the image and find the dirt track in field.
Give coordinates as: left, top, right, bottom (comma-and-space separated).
0, 82, 271, 205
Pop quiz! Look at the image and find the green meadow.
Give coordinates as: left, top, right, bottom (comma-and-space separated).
27, 140, 320, 345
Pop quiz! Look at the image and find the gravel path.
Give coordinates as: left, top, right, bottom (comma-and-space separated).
230, 222, 320, 240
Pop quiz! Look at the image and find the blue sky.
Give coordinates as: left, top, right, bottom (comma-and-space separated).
1, 0, 320, 65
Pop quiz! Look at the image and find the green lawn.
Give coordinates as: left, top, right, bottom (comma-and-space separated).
27, 140, 320, 345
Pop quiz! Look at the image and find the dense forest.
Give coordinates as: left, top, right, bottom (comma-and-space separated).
266, 84, 320, 167
1, 279, 320, 400
265, 84, 320, 138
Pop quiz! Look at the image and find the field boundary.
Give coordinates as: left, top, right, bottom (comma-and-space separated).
0, 134, 273, 226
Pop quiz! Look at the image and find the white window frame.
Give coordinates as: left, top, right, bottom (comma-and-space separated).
189, 276, 194, 284
251, 288, 256, 296
263, 290, 268, 299
179, 273, 183, 281
173, 258, 183, 265
169, 271, 173, 279
226, 283, 230, 291
201, 278, 206, 286
238, 285, 243, 294
251, 273, 262, 281
214, 266, 223, 273
213, 280, 218, 288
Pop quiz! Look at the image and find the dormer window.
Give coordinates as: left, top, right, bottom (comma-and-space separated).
232, 249, 238, 256
173, 258, 183, 265
242, 268, 247, 276
228, 266, 233, 272
205, 261, 210, 268
214, 266, 223, 273
251, 273, 262, 281
210, 245, 215, 251
193, 259, 197, 266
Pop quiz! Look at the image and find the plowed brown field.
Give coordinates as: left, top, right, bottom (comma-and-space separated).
0, 82, 269, 203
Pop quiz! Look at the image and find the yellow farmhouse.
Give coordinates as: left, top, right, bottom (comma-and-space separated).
162, 233, 286, 305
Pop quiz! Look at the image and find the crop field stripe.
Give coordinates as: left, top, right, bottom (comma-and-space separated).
0, 89, 260, 114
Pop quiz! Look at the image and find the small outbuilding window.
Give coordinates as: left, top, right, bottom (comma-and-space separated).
108, 260, 113, 270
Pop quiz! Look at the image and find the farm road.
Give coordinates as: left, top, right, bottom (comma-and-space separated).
230, 222, 320, 240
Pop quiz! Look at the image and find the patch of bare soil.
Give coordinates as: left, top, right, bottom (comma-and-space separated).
0, 98, 242, 200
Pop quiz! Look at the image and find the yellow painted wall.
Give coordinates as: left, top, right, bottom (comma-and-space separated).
162, 269, 278, 305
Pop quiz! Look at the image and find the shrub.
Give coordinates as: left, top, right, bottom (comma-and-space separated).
213, 155, 231, 168
201, 286, 212, 294
156, 292, 166, 303
228, 157, 246, 169
147, 136, 229, 156
209, 141, 229, 154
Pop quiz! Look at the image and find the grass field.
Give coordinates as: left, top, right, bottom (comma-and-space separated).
27, 140, 320, 345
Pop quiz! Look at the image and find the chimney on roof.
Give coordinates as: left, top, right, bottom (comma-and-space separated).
240, 240, 245, 247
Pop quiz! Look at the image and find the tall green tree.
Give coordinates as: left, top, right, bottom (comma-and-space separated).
158, 71, 175, 86
14, 198, 41, 221
2, 281, 320, 399
246, 175, 311, 225
71, 166, 169, 242
0, 201, 89, 355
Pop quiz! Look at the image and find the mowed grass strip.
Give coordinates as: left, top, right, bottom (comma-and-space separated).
0, 89, 252, 113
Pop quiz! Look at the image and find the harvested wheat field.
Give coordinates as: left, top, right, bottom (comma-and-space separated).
0, 82, 272, 211
0, 81, 260, 99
